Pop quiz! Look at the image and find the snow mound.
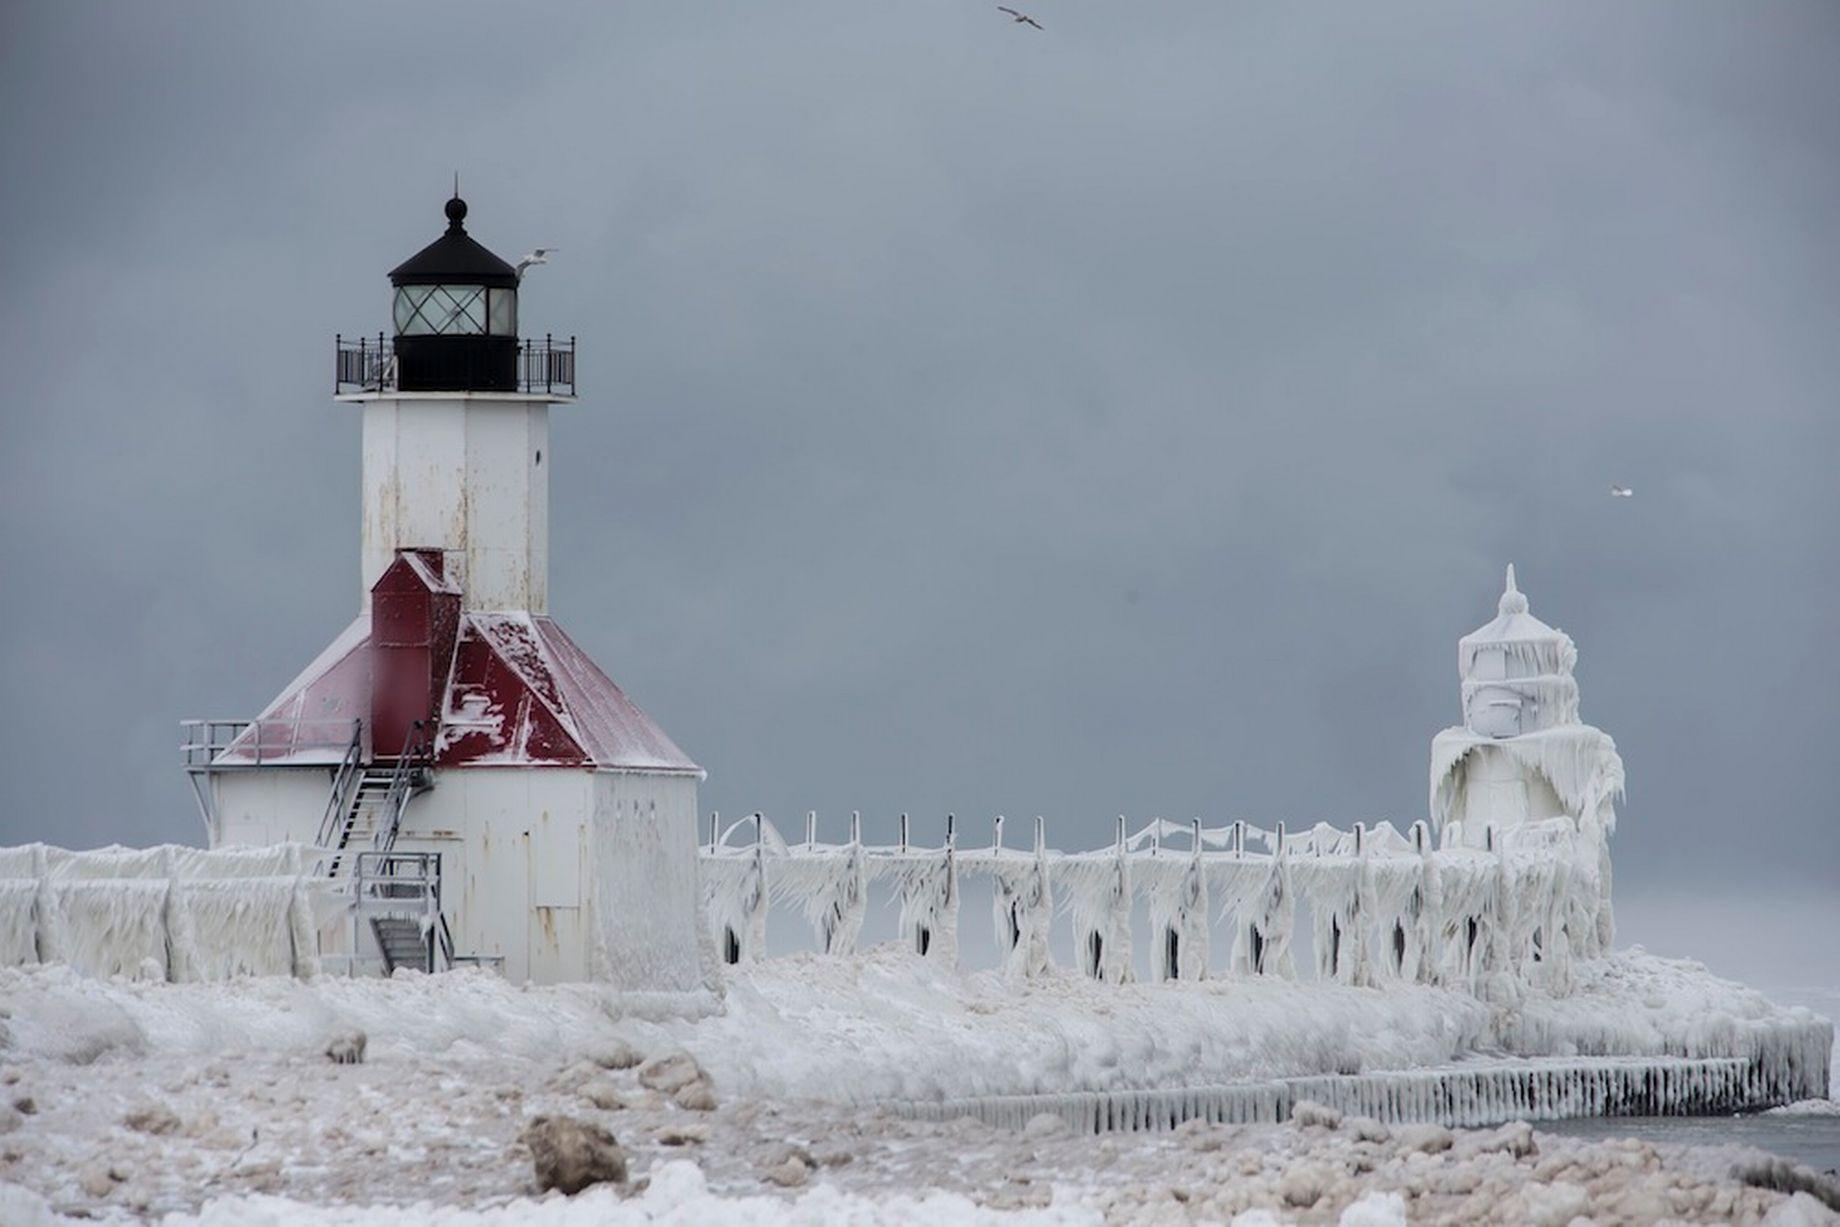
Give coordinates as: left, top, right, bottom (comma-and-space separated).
0, 1161, 1102, 1225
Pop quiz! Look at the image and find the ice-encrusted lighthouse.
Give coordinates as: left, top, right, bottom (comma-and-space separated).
1429, 565, 1623, 953
184, 194, 715, 992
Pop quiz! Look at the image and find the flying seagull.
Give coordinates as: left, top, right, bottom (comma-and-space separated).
515, 248, 556, 281
1609, 485, 1633, 498
998, 6, 1044, 29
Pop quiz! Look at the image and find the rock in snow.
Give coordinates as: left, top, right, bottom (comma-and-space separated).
760, 1154, 810, 1188
637, 1051, 704, 1094
672, 1075, 718, 1111
578, 1078, 627, 1111
123, 1102, 181, 1135
1395, 1122, 1455, 1154
1290, 1100, 1341, 1130
589, 1038, 645, 1071
521, 1115, 627, 1194
1024, 1112, 1069, 1139
655, 1122, 709, 1146
324, 1029, 367, 1066
78, 1160, 125, 1199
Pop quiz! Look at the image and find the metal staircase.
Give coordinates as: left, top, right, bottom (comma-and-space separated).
310, 722, 480, 977
322, 724, 433, 877
371, 915, 434, 974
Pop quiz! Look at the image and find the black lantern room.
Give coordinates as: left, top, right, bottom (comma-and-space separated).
387, 195, 520, 392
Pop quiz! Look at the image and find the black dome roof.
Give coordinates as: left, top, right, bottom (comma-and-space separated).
388, 195, 518, 288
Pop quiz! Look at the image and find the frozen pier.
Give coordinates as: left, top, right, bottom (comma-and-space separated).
891, 1054, 1817, 1134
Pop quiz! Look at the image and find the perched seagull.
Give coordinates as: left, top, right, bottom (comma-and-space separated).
515, 248, 556, 281
1610, 485, 1634, 498
997, 6, 1044, 29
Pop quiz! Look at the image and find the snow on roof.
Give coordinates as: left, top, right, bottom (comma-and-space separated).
230, 612, 699, 774
533, 616, 701, 774
395, 549, 462, 596
218, 616, 372, 765
1429, 723, 1624, 834
1457, 565, 1578, 681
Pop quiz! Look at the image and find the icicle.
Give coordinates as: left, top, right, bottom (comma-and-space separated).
0, 877, 37, 966
883, 821, 959, 966
701, 815, 770, 966
1058, 818, 1133, 983
988, 817, 1053, 980
53, 878, 170, 979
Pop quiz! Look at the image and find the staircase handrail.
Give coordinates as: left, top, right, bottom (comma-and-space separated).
372, 722, 434, 854
315, 721, 367, 848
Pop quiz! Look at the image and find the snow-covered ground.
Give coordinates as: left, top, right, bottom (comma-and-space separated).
0, 948, 1833, 1223
5, 946, 1823, 1105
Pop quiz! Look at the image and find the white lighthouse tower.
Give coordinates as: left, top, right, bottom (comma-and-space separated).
1428, 565, 1623, 953
184, 194, 717, 997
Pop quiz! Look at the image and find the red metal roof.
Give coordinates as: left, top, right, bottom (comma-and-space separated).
226, 612, 699, 774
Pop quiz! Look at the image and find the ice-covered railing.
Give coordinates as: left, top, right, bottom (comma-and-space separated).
700, 811, 1611, 997
0, 842, 346, 981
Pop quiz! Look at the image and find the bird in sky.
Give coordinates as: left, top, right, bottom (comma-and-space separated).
1610, 485, 1634, 498
515, 249, 556, 281
998, 6, 1044, 29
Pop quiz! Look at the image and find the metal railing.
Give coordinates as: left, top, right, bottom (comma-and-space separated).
315, 722, 367, 847
335, 333, 576, 396
699, 810, 1612, 993
346, 849, 504, 975
351, 850, 441, 973
181, 717, 362, 769
372, 722, 434, 854
181, 716, 364, 840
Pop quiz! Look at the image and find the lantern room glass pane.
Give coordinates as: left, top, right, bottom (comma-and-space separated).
394, 285, 434, 334
488, 287, 517, 336
394, 284, 487, 335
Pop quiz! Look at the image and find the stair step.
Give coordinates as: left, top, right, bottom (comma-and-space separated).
371, 917, 431, 973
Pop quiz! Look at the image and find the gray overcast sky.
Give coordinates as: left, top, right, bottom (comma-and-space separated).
1, 3, 1834, 980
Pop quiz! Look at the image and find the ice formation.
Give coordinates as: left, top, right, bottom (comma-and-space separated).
960, 820, 1052, 980
0, 842, 337, 981
695, 808, 1610, 1003
1058, 840, 1134, 984
700, 817, 770, 965
892, 1056, 1782, 1133
877, 839, 960, 966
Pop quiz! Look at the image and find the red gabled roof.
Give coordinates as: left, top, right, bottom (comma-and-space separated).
532, 617, 699, 772
225, 612, 700, 774
221, 617, 370, 764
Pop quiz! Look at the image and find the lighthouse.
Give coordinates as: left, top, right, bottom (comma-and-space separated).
1428, 566, 1623, 956
183, 194, 716, 995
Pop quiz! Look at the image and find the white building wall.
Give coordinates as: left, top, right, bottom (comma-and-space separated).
212, 770, 330, 848
209, 765, 706, 989
1445, 744, 1566, 846
588, 771, 714, 995
358, 394, 552, 613
390, 768, 592, 984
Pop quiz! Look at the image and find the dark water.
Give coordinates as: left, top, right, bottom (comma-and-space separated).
1541, 1113, 1840, 1174
1544, 985, 1839, 1173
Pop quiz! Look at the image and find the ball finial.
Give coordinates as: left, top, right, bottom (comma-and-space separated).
444, 194, 468, 229
1498, 563, 1529, 615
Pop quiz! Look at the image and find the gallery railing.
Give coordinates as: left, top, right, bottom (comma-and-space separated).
698, 810, 1610, 997
334, 334, 576, 396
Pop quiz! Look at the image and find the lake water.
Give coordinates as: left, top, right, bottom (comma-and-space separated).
1541, 1111, 1840, 1173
